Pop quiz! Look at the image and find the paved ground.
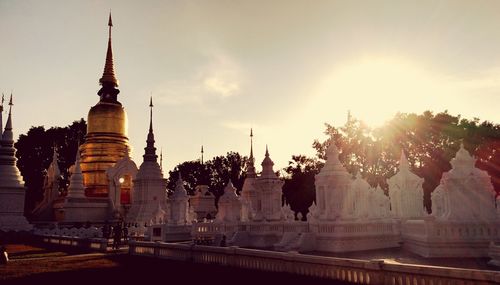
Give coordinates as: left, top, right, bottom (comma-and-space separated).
0, 243, 351, 285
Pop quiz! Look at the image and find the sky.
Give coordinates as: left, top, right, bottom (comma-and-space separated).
1, 0, 500, 173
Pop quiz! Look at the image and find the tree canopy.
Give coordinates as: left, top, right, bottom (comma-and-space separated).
282, 111, 499, 214
166, 151, 248, 202
15, 119, 86, 218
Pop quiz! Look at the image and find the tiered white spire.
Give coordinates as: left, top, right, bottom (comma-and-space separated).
316, 141, 350, 178
398, 150, 410, 172
0, 94, 24, 187
66, 148, 86, 198
260, 145, 277, 179
246, 128, 257, 178
0, 94, 31, 231
173, 173, 188, 198
143, 96, 157, 162
2, 95, 13, 142
47, 146, 61, 180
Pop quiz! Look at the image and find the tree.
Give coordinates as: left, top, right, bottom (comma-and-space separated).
310, 111, 499, 212
282, 155, 322, 218
166, 152, 248, 202
15, 119, 86, 218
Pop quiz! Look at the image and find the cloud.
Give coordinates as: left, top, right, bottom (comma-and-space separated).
200, 51, 242, 98
204, 76, 239, 97
220, 121, 255, 134
153, 49, 243, 107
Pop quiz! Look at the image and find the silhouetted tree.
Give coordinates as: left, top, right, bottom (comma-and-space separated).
15, 119, 86, 218
167, 152, 248, 202
282, 155, 322, 218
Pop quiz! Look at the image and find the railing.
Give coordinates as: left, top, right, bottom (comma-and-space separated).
129, 241, 500, 285
40, 235, 110, 252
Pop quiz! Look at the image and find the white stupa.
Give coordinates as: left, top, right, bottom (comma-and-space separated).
0, 95, 31, 231
252, 145, 284, 221
168, 174, 189, 225
128, 97, 167, 224
432, 144, 497, 222
216, 180, 242, 223
388, 151, 425, 219
313, 141, 352, 221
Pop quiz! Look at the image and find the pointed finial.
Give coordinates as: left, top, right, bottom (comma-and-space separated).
249, 128, 254, 159
1, 93, 4, 109
160, 147, 163, 171
149, 95, 153, 133
99, 13, 119, 88
108, 12, 113, 27
347, 110, 352, 123
265, 144, 269, 157
2, 94, 13, 141
201, 145, 204, 164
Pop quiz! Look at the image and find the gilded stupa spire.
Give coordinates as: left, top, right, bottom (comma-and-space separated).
97, 13, 120, 102
99, 13, 118, 87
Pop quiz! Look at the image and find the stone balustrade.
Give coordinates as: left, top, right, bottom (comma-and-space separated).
129, 241, 500, 285
40, 235, 109, 252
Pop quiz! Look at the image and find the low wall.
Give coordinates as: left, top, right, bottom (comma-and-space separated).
129, 241, 500, 285
39, 235, 110, 252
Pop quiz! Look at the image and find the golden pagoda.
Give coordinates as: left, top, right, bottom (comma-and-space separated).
80, 13, 130, 198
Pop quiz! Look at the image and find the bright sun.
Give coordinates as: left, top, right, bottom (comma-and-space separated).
307, 57, 449, 127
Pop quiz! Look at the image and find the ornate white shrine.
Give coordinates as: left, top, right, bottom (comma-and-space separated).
190, 184, 217, 220
216, 181, 242, 223
0, 96, 31, 231
32, 148, 61, 221
388, 151, 426, 220
403, 144, 500, 257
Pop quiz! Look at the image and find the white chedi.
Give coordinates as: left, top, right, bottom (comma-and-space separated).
216, 180, 242, 222
342, 173, 372, 219
431, 144, 497, 222
150, 200, 167, 225
190, 184, 217, 220
168, 174, 190, 225
314, 141, 352, 221
66, 148, 86, 199
0, 97, 31, 231
388, 151, 425, 219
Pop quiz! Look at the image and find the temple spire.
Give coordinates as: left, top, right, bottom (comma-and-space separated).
246, 128, 256, 178
149, 96, 153, 133
201, 145, 204, 164
250, 128, 254, 159
97, 13, 120, 102
160, 147, 163, 173
3, 94, 13, 142
143, 97, 157, 162
0, 93, 4, 138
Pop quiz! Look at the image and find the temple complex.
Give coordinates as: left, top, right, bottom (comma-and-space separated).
1, 13, 498, 269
